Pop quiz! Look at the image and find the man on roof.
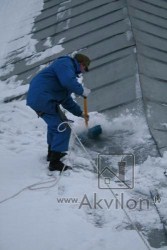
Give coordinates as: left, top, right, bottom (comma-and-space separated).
26, 53, 91, 172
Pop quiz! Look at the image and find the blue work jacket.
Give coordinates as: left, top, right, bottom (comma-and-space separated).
26, 56, 84, 116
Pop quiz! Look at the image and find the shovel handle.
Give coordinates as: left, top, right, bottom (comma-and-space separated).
83, 97, 88, 127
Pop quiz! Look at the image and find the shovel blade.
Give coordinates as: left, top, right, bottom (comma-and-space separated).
87, 125, 102, 139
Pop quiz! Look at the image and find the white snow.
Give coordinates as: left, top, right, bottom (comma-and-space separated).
43, 37, 52, 48
0, 1, 167, 250
26, 43, 64, 65
0, 99, 166, 250
0, 0, 44, 68
135, 73, 142, 99
0, 76, 28, 103
126, 30, 133, 41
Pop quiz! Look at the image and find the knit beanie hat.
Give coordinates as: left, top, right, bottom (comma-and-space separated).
74, 53, 91, 72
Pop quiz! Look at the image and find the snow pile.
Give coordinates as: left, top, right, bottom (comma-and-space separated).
0, 97, 167, 250
0, 1, 167, 250
0, 76, 28, 103
69, 110, 150, 141
25, 41, 64, 65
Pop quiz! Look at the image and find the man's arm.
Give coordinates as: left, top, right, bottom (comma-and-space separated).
61, 96, 83, 117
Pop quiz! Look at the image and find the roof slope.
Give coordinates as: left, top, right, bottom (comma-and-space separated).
0, 0, 167, 155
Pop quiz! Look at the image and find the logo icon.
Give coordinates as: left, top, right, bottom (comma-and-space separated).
97, 154, 135, 189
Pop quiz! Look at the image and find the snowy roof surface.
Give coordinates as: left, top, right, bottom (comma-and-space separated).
1, 1, 167, 249
0, 0, 167, 154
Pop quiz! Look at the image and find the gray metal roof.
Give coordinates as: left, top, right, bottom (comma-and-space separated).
1, 0, 167, 155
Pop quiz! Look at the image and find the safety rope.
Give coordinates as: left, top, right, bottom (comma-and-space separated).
0, 119, 74, 205
68, 123, 152, 250
150, 190, 167, 236
0, 170, 67, 204
0, 120, 152, 250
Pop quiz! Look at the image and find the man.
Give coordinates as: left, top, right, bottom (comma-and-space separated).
26, 53, 91, 172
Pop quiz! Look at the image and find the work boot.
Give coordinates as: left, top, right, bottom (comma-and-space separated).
49, 160, 72, 172
47, 146, 67, 161
49, 151, 72, 172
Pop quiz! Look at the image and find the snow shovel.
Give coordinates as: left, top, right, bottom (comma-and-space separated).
83, 97, 102, 139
